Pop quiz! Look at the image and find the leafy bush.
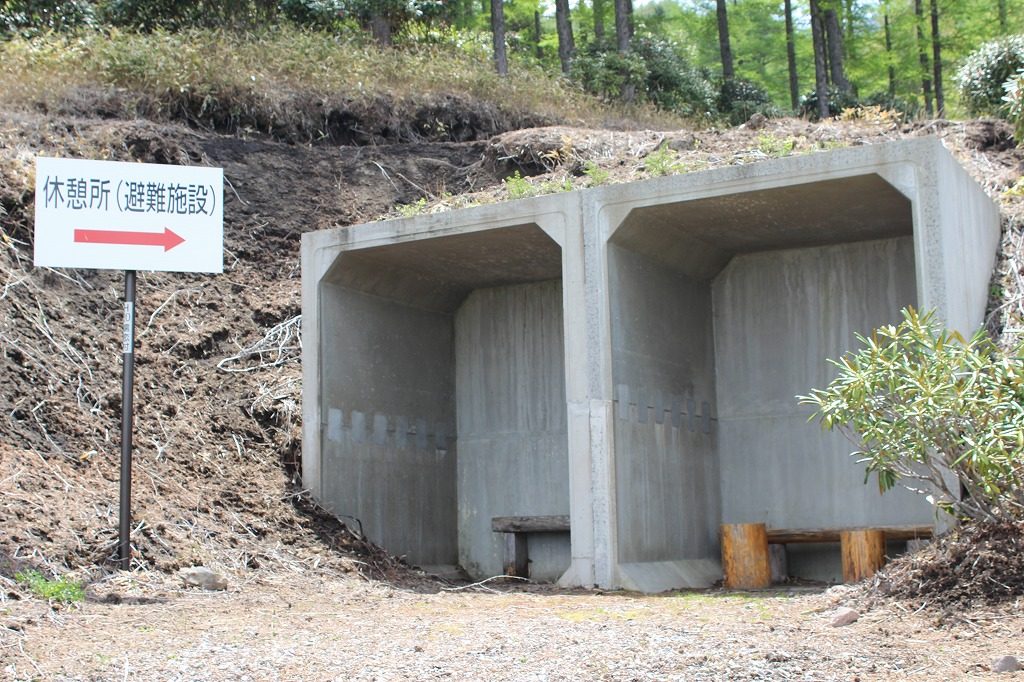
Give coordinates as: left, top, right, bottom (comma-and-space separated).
571, 44, 648, 103
101, 0, 282, 30
15, 569, 85, 603
1004, 68, 1024, 143
571, 35, 715, 121
0, 0, 96, 36
799, 86, 859, 121
861, 91, 920, 121
631, 35, 716, 120
800, 308, 1024, 522
279, 0, 350, 31
717, 77, 780, 126
956, 34, 1024, 116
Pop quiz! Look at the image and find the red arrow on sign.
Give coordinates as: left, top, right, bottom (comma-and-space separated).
74, 227, 185, 252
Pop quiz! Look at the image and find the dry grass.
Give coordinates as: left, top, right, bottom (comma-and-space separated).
0, 27, 683, 143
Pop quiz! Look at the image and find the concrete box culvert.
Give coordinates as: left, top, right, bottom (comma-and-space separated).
302, 137, 1000, 592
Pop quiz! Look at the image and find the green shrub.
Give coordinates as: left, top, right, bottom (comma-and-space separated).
571, 35, 716, 121
956, 34, 1024, 116
799, 86, 860, 121
861, 91, 920, 121
0, 0, 96, 36
800, 308, 1024, 522
279, 0, 351, 31
15, 569, 85, 603
717, 77, 780, 126
101, 0, 283, 31
631, 34, 716, 120
571, 44, 648, 103
1004, 68, 1024, 143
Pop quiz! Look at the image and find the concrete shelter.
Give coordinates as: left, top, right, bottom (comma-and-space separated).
301, 138, 1000, 592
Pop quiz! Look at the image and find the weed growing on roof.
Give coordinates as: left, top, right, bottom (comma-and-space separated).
583, 160, 611, 186
643, 145, 686, 176
756, 133, 797, 157
503, 171, 536, 199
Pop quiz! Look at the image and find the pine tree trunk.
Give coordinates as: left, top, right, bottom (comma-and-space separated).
999, 0, 1007, 33
810, 0, 830, 118
716, 0, 735, 81
785, 0, 799, 111
842, 0, 854, 54
555, 0, 575, 75
614, 0, 634, 102
915, 0, 933, 116
534, 11, 543, 60
884, 10, 896, 97
594, 0, 605, 43
614, 0, 631, 52
930, 0, 944, 116
491, 0, 508, 76
369, 14, 392, 47
824, 8, 849, 95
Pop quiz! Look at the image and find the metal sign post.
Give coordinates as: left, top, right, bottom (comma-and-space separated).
33, 157, 223, 571
118, 270, 136, 570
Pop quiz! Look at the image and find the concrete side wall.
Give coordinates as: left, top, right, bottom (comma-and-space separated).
319, 282, 458, 566
455, 281, 570, 580
713, 237, 930, 558
934, 150, 1003, 335
607, 245, 721, 565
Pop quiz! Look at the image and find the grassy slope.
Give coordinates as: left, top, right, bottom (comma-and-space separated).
0, 27, 683, 145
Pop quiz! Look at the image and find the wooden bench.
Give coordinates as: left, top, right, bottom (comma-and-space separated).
721, 523, 933, 589
491, 515, 570, 578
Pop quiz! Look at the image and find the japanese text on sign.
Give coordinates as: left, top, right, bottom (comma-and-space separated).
34, 156, 224, 274
41, 177, 217, 216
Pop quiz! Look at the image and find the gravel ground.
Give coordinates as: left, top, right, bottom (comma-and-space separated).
2, 571, 1022, 681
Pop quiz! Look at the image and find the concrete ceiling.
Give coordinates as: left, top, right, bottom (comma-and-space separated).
611, 174, 914, 281
323, 223, 562, 313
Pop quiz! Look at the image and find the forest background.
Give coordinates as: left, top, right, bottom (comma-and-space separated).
1, 0, 1022, 132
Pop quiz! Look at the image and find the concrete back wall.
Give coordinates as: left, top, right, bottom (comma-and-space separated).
713, 237, 926, 553
607, 245, 720, 572
319, 282, 457, 565
455, 281, 569, 580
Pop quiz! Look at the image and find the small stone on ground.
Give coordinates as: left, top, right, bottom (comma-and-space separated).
830, 606, 860, 627
180, 567, 228, 591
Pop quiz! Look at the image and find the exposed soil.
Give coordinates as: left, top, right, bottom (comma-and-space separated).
2, 106, 1024, 680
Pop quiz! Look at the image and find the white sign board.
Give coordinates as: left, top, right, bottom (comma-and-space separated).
34, 157, 223, 273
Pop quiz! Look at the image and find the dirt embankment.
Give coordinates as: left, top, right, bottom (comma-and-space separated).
0, 112, 502, 584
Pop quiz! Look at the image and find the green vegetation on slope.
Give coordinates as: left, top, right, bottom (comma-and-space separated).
0, 26, 682, 143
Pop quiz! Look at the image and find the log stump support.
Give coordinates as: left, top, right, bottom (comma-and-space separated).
721, 524, 929, 587
840, 529, 886, 583
721, 522, 771, 589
